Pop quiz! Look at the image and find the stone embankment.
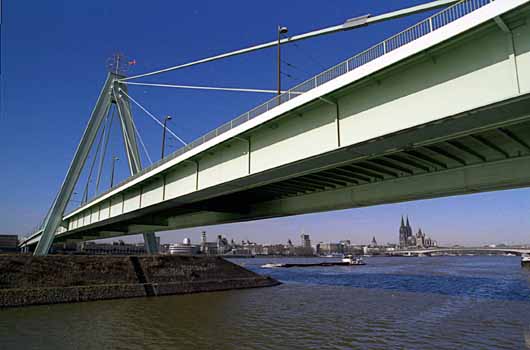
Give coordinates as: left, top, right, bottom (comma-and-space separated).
0, 255, 279, 307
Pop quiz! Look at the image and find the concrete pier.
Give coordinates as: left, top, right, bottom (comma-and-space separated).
0, 255, 279, 307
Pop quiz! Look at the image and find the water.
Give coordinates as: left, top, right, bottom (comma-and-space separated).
1, 256, 530, 349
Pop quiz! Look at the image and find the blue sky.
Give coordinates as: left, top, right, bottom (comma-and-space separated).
1, 0, 529, 246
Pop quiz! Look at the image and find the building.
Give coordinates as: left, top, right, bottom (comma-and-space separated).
316, 242, 344, 255
399, 216, 437, 248
79, 240, 146, 255
199, 231, 232, 255
415, 228, 437, 248
399, 216, 414, 248
300, 233, 311, 249
0, 234, 19, 253
363, 236, 384, 255
51, 242, 79, 254
262, 244, 286, 256
169, 238, 200, 255
296, 233, 314, 256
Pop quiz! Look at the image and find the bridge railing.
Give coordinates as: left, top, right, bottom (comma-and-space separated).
63, 0, 492, 219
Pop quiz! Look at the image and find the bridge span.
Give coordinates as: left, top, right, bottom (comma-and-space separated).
22, 0, 530, 251
391, 247, 530, 256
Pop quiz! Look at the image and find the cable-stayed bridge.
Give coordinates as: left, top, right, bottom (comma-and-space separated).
21, 0, 530, 254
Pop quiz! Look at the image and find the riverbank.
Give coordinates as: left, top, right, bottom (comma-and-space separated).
0, 255, 279, 307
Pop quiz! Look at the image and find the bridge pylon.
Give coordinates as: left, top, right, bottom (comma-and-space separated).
33, 73, 158, 256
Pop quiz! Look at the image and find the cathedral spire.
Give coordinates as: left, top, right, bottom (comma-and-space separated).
401, 216, 405, 227
406, 216, 410, 228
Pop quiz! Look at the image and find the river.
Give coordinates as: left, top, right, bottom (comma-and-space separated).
1, 256, 529, 349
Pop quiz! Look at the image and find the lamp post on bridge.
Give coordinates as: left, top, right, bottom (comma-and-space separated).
161, 115, 172, 159
110, 156, 119, 188
277, 25, 289, 96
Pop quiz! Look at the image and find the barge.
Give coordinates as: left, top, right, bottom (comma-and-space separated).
262, 255, 365, 268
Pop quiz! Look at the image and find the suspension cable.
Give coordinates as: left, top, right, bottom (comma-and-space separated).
131, 116, 153, 165
118, 88, 187, 147
81, 104, 110, 203
292, 42, 326, 70
118, 0, 457, 82
120, 81, 288, 94
281, 58, 312, 77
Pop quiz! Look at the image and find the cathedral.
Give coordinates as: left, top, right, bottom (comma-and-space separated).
399, 216, 437, 248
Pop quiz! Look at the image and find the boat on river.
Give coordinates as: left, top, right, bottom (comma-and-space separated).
342, 254, 365, 265
521, 254, 530, 267
261, 255, 365, 268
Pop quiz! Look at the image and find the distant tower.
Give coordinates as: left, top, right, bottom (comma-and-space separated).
416, 228, 425, 248
201, 231, 207, 253
371, 236, 378, 247
399, 216, 408, 248
406, 216, 413, 238
300, 233, 311, 248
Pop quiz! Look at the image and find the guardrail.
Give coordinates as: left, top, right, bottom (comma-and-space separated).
58, 0, 492, 223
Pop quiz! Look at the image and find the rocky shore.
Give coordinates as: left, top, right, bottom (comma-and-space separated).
0, 255, 280, 307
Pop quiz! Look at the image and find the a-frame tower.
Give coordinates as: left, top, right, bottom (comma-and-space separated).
34, 73, 158, 256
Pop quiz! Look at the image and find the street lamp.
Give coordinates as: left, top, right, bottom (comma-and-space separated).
161, 115, 172, 159
110, 156, 119, 188
277, 25, 288, 96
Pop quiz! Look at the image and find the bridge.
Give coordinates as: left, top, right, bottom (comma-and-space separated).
21, 0, 530, 254
391, 247, 530, 256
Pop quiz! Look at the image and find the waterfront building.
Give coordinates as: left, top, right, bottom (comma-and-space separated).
79, 240, 146, 255
198, 232, 232, 255
300, 233, 311, 248
217, 235, 230, 255
316, 242, 344, 255
399, 216, 414, 248
262, 244, 286, 256
159, 244, 170, 254
50, 242, 79, 254
399, 216, 437, 248
297, 233, 314, 256
169, 238, 200, 255
199, 233, 220, 255
0, 234, 19, 253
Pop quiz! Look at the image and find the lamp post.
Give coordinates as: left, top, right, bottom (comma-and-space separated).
161, 115, 172, 159
277, 25, 288, 96
110, 156, 119, 188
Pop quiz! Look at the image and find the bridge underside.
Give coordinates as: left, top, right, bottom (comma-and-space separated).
22, 0, 530, 248
47, 93, 530, 244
